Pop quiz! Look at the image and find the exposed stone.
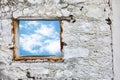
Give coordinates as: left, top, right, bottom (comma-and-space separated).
86, 5, 104, 19
64, 0, 85, 4
29, 68, 49, 76
4, 6, 10, 12
97, 36, 111, 43
64, 47, 89, 59
23, 8, 34, 15
1, 0, 8, 4
99, 22, 111, 31
13, 10, 22, 18
18, 0, 24, 2
57, 3, 68, 9
61, 9, 70, 16
55, 70, 73, 78
27, 0, 44, 4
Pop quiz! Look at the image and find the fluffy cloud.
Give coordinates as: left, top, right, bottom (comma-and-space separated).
27, 21, 39, 26
45, 40, 60, 54
35, 24, 59, 38
20, 34, 42, 53
20, 21, 60, 56
19, 21, 39, 29
19, 24, 24, 28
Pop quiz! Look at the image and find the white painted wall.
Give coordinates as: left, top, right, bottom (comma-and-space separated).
0, 0, 113, 79
112, 0, 120, 80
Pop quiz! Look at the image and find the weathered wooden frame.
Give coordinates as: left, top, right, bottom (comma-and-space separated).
13, 18, 63, 61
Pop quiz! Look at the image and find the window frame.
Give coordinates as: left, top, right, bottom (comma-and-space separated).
13, 18, 63, 61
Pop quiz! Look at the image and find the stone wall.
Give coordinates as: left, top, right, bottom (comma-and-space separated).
0, 0, 113, 80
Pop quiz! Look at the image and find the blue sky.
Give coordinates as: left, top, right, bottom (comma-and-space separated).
19, 20, 61, 57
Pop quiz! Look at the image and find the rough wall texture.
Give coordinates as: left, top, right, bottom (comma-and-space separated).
0, 0, 113, 80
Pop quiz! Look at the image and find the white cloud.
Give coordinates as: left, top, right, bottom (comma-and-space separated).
35, 24, 58, 38
19, 24, 24, 28
27, 21, 39, 26
20, 22, 60, 55
20, 34, 42, 53
44, 40, 60, 54
19, 23, 29, 29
